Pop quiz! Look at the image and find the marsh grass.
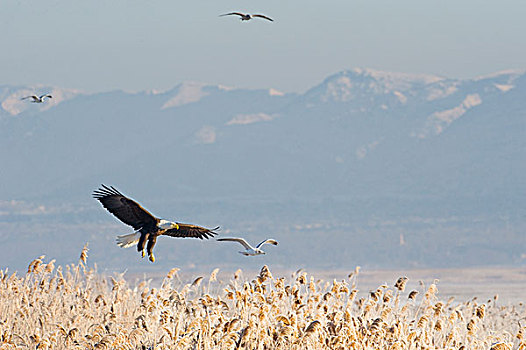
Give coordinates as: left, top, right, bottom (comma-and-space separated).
1, 251, 525, 349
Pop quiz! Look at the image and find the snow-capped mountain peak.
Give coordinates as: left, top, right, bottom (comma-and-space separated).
161, 81, 211, 109
303, 68, 444, 104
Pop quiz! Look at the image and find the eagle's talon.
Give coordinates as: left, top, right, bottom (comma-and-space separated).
141, 250, 146, 258
149, 254, 155, 263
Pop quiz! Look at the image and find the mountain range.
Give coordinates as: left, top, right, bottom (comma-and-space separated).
1, 68, 525, 271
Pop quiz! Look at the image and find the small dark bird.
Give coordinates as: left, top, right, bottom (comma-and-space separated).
21, 94, 52, 103
220, 12, 274, 22
93, 185, 219, 262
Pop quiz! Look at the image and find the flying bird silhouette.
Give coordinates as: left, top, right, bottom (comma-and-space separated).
21, 94, 52, 103
217, 237, 278, 256
93, 185, 219, 262
220, 12, 274, 22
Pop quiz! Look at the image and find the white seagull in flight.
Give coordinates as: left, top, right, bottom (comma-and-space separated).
217, 237, 278, 256
220, 12, 274, 22
21, 94, 53, 103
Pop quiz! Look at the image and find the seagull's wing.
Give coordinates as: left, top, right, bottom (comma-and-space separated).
253, 14, 273, 22
40, 94, 52, 99
217, 237, 253, 250
21, 95, 37, 101
256, 239, 278, 248
164, 224, 219, 239
220, 12, 244, 17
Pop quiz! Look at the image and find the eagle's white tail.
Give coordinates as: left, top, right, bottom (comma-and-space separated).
116, 232, 141, 248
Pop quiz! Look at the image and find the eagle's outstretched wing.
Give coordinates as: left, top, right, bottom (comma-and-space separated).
164, 224, 219, 239
92, 184, 158, 230
253, 14, 274, 22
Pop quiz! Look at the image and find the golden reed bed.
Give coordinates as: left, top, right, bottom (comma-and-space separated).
1, 246, 524, 349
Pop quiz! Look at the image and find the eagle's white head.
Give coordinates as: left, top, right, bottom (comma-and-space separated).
159, 219, 179, 230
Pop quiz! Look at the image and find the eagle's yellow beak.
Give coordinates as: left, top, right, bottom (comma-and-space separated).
174, 223, 179, 230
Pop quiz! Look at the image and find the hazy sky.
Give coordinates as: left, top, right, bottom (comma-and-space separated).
2, 0, 525, 93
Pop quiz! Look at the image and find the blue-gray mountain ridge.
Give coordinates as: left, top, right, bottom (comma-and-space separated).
1, 68, 524, 271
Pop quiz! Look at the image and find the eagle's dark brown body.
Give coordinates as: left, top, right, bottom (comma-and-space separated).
93, 185, 218, 262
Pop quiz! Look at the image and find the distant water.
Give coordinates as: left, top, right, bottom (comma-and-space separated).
129, 266, 526, 304
324, 267, 526, 304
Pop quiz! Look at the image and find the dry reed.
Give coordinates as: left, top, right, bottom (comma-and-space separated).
0, 251, 524, 349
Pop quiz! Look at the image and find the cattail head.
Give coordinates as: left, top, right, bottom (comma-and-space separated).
370, 318, 384, 333
79, 244, 89, 265
276, 315, 290, 326
308, 277, 316, 293
408, 290, 419, 300
44, 259, 56, 274
370, 289, 381, 302
304, 320, 321, 336
259, 265, 272, 281
191, 276, 203, 288
349, 289, 358, 302
227, 318, 241, 333
27, 256, 45, 274
434, 319, 443, 331
517, 325, 525, 340
394, 277, 408, 292
383, 289, 393, 303
475, 304, 485, 319
490, 342, 513, 350
433, 302, 444, 316
209, 268, 220, 282
166, 268, 180, 279
417, 315, 428, 328
467, 319, 477, 335
424, 282, 438, 300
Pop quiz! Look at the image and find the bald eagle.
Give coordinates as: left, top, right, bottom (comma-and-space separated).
93, 185, 219, 262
